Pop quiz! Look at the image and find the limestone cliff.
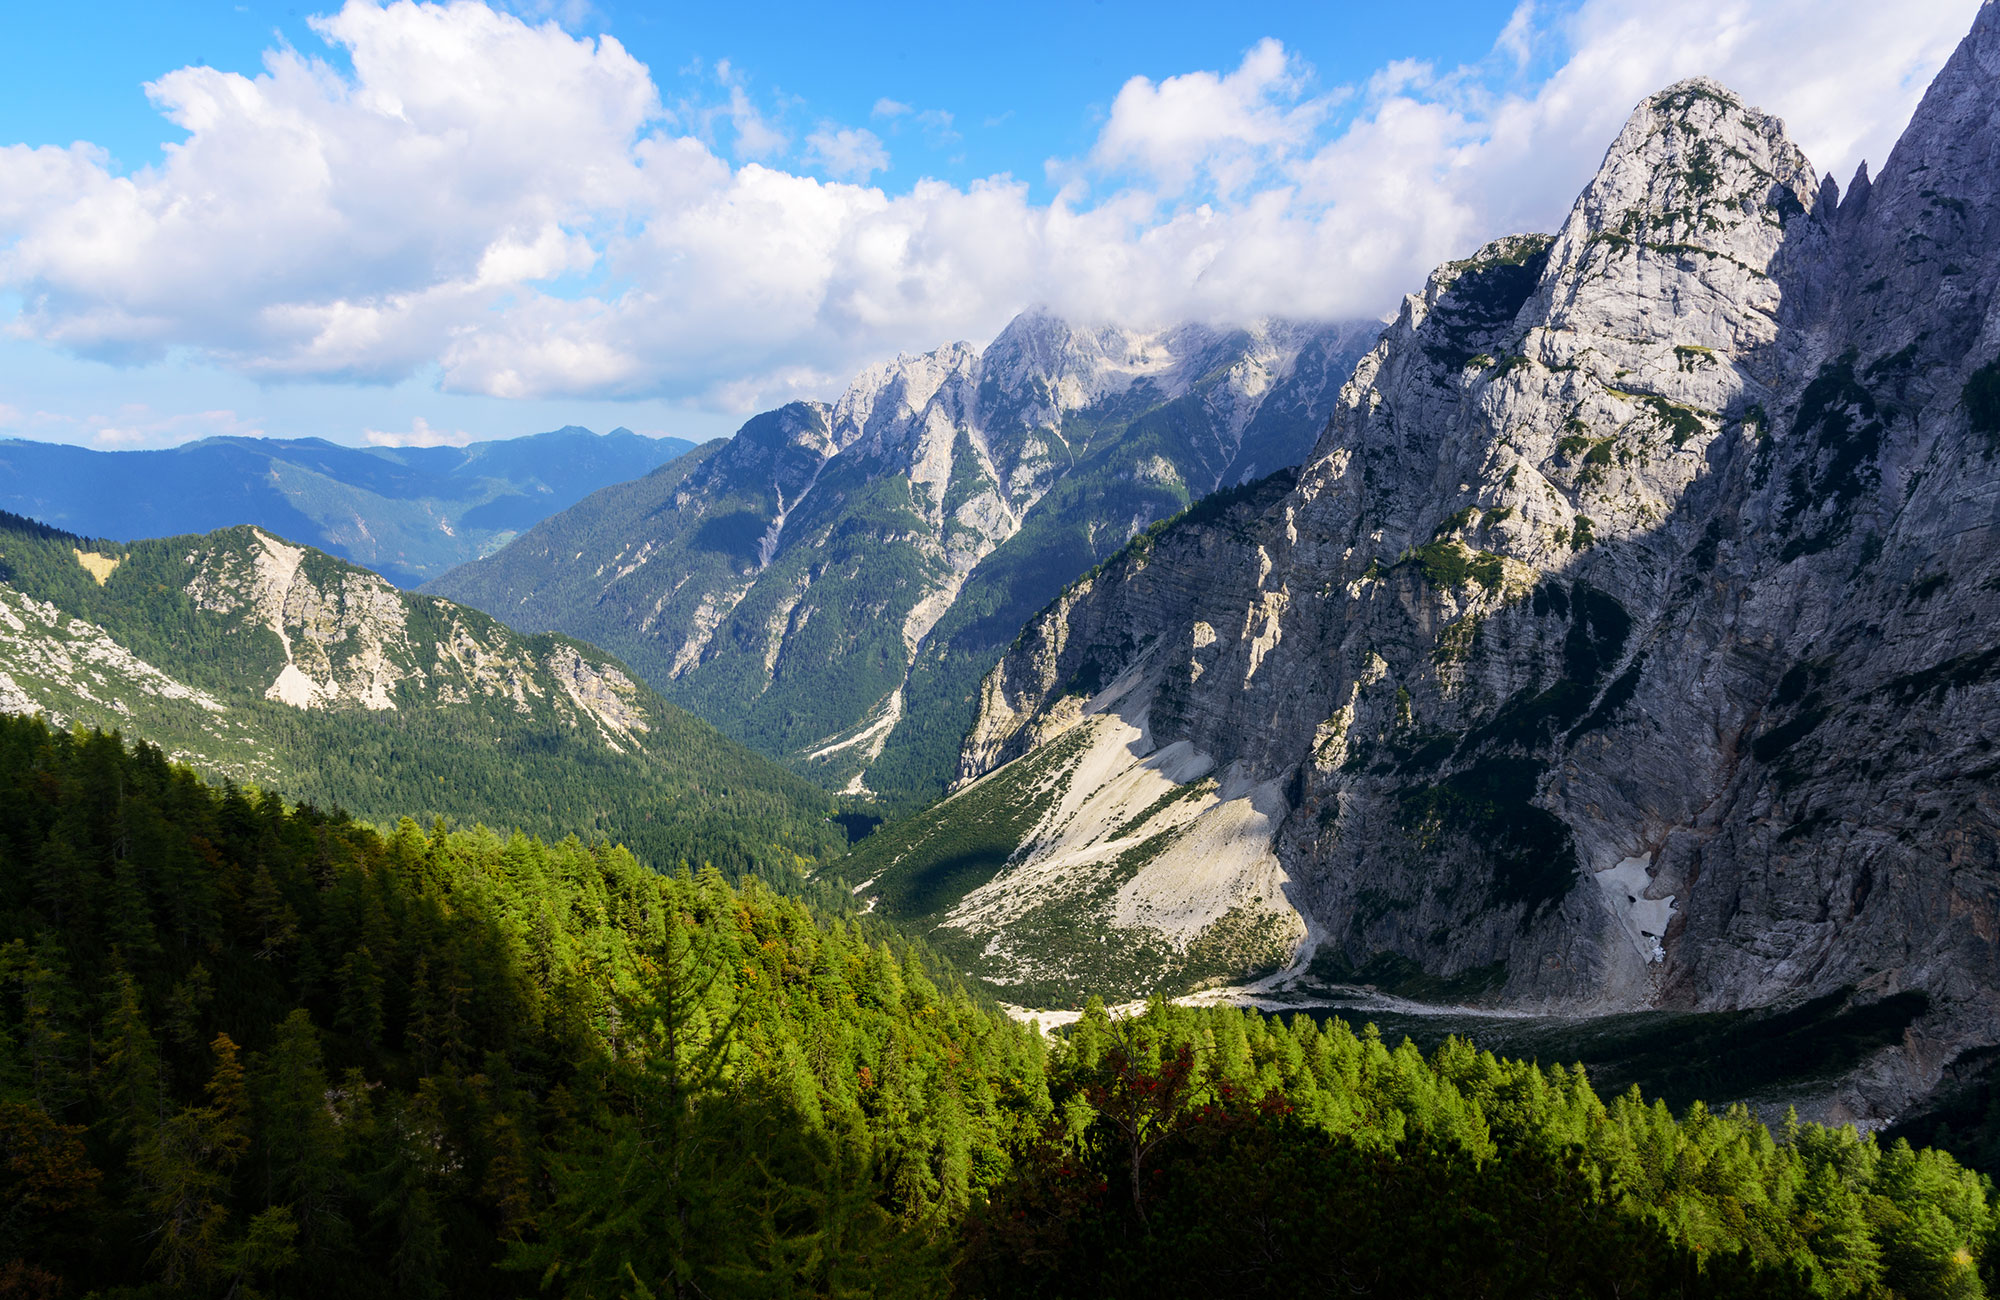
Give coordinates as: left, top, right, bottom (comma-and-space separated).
867, 6, 2000, 1120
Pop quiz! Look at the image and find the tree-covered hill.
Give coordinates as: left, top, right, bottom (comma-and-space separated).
1, 716, 1992, 1298
0, 511, 842, 881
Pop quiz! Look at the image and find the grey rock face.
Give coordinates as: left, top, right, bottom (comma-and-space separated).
951, 7, 2000, 1119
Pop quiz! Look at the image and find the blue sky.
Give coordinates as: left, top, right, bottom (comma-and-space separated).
0, 0, 1980, 448
3, 2, 1524, 196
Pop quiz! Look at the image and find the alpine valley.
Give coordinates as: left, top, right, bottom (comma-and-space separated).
427, 314, 1378, 807
10, 6, 2000, 1297
841, 10, 2000, 1126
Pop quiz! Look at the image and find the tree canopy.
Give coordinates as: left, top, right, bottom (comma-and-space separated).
0, 715, 1990, 1298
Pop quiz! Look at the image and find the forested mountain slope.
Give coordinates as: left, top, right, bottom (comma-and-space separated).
428, 313, 1377, 807
0, 426, 692, 586
846, 5, 2000, 1124
0, 717, 1990, 1298
0, 511, 838, 877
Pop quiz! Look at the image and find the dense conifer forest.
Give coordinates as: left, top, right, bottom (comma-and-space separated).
0, 716, 1993, 1298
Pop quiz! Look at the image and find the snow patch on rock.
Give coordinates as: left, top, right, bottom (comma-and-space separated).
1595, 855, 1674, 964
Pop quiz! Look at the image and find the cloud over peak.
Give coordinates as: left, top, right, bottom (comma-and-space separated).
0, 0, 1980, 414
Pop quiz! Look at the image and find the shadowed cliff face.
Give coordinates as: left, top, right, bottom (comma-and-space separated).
908, 5, 2000, 1119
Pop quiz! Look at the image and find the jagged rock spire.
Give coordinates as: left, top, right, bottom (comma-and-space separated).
1547, 77, 1818, 291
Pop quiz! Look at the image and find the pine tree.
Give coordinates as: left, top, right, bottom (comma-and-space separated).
336, 945, 386, 1056
253, 1009, 347, 1260
2, 936, 80, 1114
93, 967, 162, 1144
134, 1033, 250, 1288
245, 863, 300, 961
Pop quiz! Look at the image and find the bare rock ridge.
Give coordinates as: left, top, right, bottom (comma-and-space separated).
874, 5, 2000, 1119
0, 522, 658, 772
427, 312, 1379, 805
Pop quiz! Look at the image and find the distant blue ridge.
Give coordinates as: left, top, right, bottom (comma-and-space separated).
0, 426, 693, 586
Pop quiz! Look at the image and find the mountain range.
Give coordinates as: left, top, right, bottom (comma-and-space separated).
427, 313, 1377, 807
13, 5, 2000, 1293
5, 7, 1998, 1137
0, 425, 693, 586
0, 510, 839, 878
841, 9, 2000, 1125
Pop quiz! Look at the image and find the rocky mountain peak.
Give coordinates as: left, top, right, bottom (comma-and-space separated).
1546, 77, 1817, 304
712, 402, 836, 523
983, 306, 1131, 381
730, 401, 835, 457
1289, 69, 1816, 588
1837, 161, 1871, 224
433, 306, 1378, 806
981, 304, 1076, 366
902, 20, 2000, 1125
982, 310, 1232, 422
831, 340, 980, 455
1837, 0, 2000, 366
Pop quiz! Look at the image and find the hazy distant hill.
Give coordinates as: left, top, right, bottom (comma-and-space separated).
0, 425, 694, 585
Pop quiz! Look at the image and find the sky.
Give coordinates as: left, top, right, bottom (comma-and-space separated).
0, 0, 1983, 450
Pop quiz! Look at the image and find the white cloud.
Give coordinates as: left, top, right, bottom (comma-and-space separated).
1497, 2, 1538, 71
363, 415, 475, 446
0, 0, 1982, 417
497, 0, 594, 26
17, 404, 270, 450
0, 0, 659, 380
804, 126, 890, 181
721, 79, 787, 158
1089, 38, 1328, 196
871, 100, 959, 149
914, 108, 959, 148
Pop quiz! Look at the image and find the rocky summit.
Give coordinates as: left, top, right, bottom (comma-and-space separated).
845, 12, 2000, 1122
428, 311, 1377, 806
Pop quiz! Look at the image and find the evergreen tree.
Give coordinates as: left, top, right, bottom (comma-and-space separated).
0, 716, 1990, 1299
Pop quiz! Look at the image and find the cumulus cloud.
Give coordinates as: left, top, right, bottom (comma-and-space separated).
363, 415, 476, 446
1089, 37, 1330, 196
804, 126, 890, 180
0, 0, 1981, 415
717, 67, 788, 159
9, 405, 270, 450
0, 0, 657, 382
